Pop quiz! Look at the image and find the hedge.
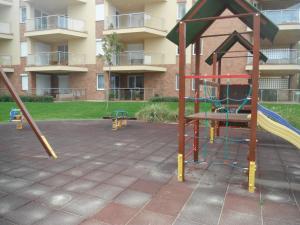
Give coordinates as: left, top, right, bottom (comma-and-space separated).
0, 95, 54, 102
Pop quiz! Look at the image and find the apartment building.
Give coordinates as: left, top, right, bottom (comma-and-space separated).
0, 0, 299, 101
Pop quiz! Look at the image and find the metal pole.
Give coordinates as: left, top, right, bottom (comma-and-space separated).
178, 22, 186, 182
193, 39, 201, 162
0, 68, 57, 159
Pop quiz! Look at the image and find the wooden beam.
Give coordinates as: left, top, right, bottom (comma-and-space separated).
249, 14, 260, 162
178, 22, 186, 182
0, 68, 57, 159
193, 38, 201, 162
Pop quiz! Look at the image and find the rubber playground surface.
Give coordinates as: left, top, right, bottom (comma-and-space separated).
0, 120, 299, 225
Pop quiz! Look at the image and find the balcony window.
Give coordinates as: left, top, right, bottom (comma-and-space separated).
21, 74, 29, 91
97, 74, 105, 90
96, 39, 104, 56
20, 7, 27, 23
177, 3, 186, 20
20, 42, 28, 57
96, 4, 104, 21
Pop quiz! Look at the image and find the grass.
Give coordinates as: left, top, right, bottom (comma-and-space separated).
0, 101, 299, 128
262, 103, 300, 129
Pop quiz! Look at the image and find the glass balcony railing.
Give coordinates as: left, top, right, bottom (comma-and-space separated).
0, 55, 12, 66
262, 9, 300, 25
27, 52, 86, 66
0, 22, 11, 34
105, 13, 165, 31
248, 49, 300, 65
26, 15, 86, 33
109, 51, 164, 66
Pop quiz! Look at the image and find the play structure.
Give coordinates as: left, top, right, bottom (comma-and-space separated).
0, 68, 57, 159
112, 110, 128, 130
10, 108, 25, 130
167, 0, 299, 192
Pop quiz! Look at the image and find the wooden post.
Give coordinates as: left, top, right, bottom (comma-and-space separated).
211, 53, 217, 139
0, 68, 57, 159
178, 22, 186, 182
193, 39, 201, 162
248, 13, 260, 192
216, 59, 222, 136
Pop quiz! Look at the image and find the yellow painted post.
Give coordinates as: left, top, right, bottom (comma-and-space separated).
210, 127, 214, 144
178, 153, 184, 182
248, 161, 256, 193
112, 119, 118, 130
16, 121, 23, 130
117, 120, 122, 128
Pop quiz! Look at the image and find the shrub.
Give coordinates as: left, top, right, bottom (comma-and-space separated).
0, 95, 54, 102
135, 104, 178, 122
149, 96, 179, 102
149, 96, 194, 102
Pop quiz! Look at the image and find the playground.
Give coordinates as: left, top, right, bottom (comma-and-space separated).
0, 0, 300, 224
0, 120, 299, 225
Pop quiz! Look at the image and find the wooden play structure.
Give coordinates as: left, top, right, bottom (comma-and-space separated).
166, 0, 279, 192
0, 67, 57, 159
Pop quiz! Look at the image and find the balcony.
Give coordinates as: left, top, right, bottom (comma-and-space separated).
104, 13, 166, 42
108, 0, 167, 12
0, 55, 13, 73
104, 51, 166, 73
25, 15, 87, 42
246, 49, 300, 74
0, 22, 12, 39
23, 0, 86, 12
0, 0, 12, 6
26, 51, 88, 73
261, 9, 300, 44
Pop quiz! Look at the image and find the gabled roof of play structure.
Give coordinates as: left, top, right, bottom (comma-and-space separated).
166, 0, 279, 47
205, 31, 268, 65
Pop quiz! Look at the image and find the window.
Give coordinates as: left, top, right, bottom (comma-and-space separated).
96, 39, 104, 56
193, 39, 204, 55
259, 77, 289, 89
176, 74, 179, 90
177, 3, 186, 20
192, 78, 195, 91
97, 74, 105, 90
21, 74, 28, 91
19, 7, 27, 23
96, 4, 104, 21
20, 42, 28, 57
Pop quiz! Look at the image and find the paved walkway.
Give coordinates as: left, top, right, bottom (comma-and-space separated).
0, 120, 299, 225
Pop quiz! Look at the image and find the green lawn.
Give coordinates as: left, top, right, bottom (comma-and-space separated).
0, 101, 299, 128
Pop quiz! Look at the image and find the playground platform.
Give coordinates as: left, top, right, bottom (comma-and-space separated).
0, 120, 299, 225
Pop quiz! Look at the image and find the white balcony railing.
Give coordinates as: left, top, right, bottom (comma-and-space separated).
0, 22, 11, 34
106, 88, 156, 101
27, 52, 86, 66
262, 9, 300, 25
110, 51, 164, 66
26, 15, 86, 33
105, 12, 165, 31
248, 49, 300, 65
0, 55, 12, 66
259, 89, 300, 103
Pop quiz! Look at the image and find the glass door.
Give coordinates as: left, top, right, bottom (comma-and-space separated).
110, 74, 120, 100
128, 75, 144, 100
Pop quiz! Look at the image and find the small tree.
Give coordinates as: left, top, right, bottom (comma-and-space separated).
101, 33, 123, 94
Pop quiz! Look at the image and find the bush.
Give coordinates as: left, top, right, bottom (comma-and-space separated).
149, 96, 179, 102
0, 95, 54, 102
135, 104, 177, 122
149, 96, 195, 102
